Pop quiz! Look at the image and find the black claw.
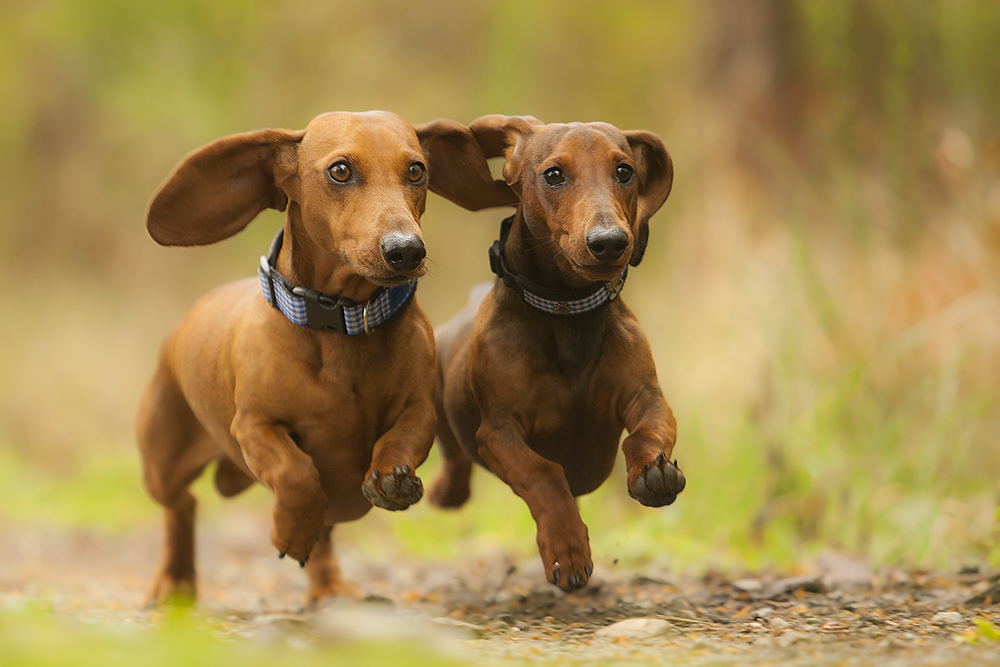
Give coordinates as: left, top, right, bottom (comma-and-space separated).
655, 451, 667, 466
585, 564, 593, 578
299, 560, 306, 568
278, 551, 286, 559
568, 573, 584, 590
551, 564, 561, 585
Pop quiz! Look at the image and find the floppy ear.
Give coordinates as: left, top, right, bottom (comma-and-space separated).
468, 115, 542, 198
146, 128, 305, 246
624, 131, 673, 266
414, 119, 518, 211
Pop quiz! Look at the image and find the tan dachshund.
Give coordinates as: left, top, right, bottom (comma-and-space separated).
430, 115, 685, 592
137, 111, 516, 607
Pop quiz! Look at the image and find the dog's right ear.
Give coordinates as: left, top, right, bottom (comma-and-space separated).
468, 115, 542, 198
146, 128, 305, 246
624, 131, 673, 267
414, 119, 518, 211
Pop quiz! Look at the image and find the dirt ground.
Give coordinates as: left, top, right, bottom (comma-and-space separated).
3, 512, 1000, 666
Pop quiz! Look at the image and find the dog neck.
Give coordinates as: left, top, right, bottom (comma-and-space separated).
275, 207, 381, 304
490, 214, 627, 318
260, 224, 417, 336
504, 211, 585, 291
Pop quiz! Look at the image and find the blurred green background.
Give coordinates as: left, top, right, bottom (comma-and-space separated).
2, 0, 1000, 586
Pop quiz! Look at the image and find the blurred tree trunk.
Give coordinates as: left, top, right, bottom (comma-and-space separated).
701, 0, 952, 232
704, 0, 805, 159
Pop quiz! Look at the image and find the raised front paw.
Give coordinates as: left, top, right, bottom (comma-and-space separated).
362, 465, 424, 511
628, 452, 686, 507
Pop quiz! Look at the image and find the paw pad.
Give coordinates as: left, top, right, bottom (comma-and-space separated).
363, 465, 424, 511
630, 452, 686, 507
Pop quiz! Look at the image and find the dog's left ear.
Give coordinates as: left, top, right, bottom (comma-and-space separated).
624, 131, 673, 266
415, 119, 519, 211
146, 128, 305, 246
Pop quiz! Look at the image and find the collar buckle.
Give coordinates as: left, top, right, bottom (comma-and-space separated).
290, 286, 350, 334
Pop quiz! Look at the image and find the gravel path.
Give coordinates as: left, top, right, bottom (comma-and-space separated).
3, 513, 999, 665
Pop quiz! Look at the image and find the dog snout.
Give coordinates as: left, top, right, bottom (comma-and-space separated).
585, 226, 629, 263
380, 231, 426, 273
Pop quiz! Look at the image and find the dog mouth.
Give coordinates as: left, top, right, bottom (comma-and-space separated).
561, 254, 627, 284
343, 252, 426, 289
378, 268, 425, 286
362, 265, 426, 287
372, 260, 428, 286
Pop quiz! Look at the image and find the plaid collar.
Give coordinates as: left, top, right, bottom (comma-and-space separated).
488, 216, 627, 317
258, 228, 416, 335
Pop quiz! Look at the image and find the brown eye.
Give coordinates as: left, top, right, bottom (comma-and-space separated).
543, 167, 566, 187
407, 162, 426, 184
327, 161, 351, 183
615, 164, 634, 185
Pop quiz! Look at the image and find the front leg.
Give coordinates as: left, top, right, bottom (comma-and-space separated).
362, 395, 436, 511
620, 385, 686, 508
231, 416, 326, 564
478, 424, 593, 592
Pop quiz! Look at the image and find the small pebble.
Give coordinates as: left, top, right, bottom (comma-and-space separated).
769, 617, 791, 630
595, 617, 673, 639
733, 578, 764, 592
777, 630, 809, 647
930, 611, 963, 626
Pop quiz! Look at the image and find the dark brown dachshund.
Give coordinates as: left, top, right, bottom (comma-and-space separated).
430, 115, 685, 592
137, 111, 515, 607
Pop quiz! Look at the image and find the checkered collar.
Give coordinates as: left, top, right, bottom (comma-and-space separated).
258, 228, 416, 335
488, 216, 627, 317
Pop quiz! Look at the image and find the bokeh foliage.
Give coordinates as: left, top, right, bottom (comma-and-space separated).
0, 603, 468, 667
1, 0, 999, 583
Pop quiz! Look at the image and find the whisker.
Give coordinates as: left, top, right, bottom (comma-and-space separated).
524, 237, 552, 253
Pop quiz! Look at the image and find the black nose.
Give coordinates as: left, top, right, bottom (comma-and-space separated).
586, 227, 629, 263
380, 232, 426, 272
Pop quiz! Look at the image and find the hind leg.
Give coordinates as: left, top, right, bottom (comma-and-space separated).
428, 398, 474, 508
138, 361, 219, 606
304, 525, 359, 608
145, 488, 199, 605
